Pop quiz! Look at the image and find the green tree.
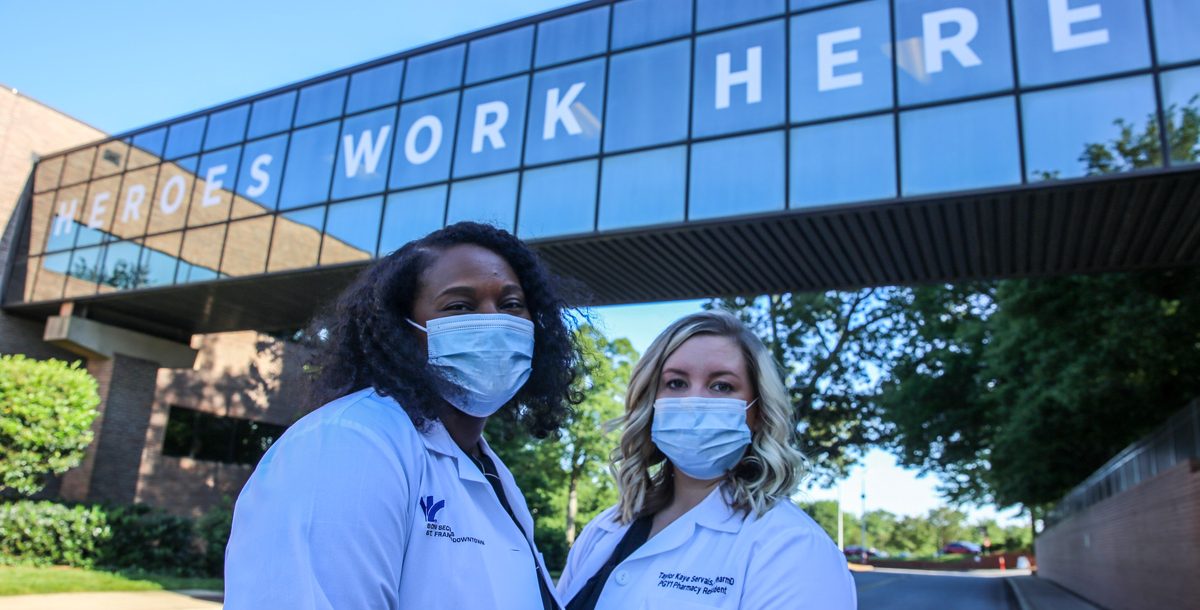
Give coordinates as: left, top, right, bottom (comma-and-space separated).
0, 355, 100, 496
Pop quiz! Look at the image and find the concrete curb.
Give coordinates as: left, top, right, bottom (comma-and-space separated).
1006, 578, 1034, 610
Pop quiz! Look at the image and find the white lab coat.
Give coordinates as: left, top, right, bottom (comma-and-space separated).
557, 487, 857, 610
224, 388, 560, 610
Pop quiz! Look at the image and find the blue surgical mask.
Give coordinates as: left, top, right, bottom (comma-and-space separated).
651, 396, 755, 480
408, 313, 535, 418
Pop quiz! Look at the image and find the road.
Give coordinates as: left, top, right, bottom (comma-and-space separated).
853, 568, 1016, 610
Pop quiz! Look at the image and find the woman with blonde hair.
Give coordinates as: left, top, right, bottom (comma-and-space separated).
557, 310, 856, 609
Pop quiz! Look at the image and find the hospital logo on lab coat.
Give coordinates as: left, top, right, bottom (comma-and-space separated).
420, 496, 446, 523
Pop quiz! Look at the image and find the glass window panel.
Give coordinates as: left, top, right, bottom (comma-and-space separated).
689, 131, 786, 220
236, 134, 288, 214
791, 0, 893, 123
792, 0, 845, 10
279, 122, 340, 209
697, 0, 786, 30
268, 206, 325, 272
45, 185, 86, 252
77, 176, 121, 247
453, 76, 529, 178
333, 107, 397, 199
147, 157, 198, 234
1013, 0, 1150, 87
177, 225, 225, 283
901, 95, 1020, 195
234, 418, 285, 466
380, 185, 447, 255
61, 147, 95, 186
322, 196, 383, 264
895, 0, 1014, 105
205, 105, 249, 150
694, 20, 786, 138
346, 60, 404, 113
537, 7, 609, 67
92, 141, 128, 178
518, 160, 598, 239
1022, 76, 1160, 181
64, 246, 102, 298
612, 0, 692, 50
1152, 0, 1200, 64
1162, 67, 1200, 165
35, 252, 70, 301
605, 41, 691, 152
162, 406, 197, 458
189, 146, 242, 227
791, 115, 896, 208
129, 129, 166, 169
390, 92, 459, 188
220, 216, 274, 277
98, 240, 144, 292
295, 77, 348, 127
525, 59, 606, 165
27, 193, 54, 254
447, 173, 518, 231
33, 156, 63, 193
139, 232, 182, 288
404, 44, 466, 99
165, 117, 206, 159
599, 146, 686, 230
467, 26, 534, 84
248, 91, 297, 138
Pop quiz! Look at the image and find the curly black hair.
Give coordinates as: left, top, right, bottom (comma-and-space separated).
307, 222, 582, 437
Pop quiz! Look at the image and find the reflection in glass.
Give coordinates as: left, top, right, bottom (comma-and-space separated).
237, 135, 288, 213
347, 60, 404, 113
147, 157, 199, 234
61, 148, 96, 186
605, 41, 691, 152
525, 59, 605, 165
33, 156, 63, 193
447, 173, 518, 231
322, 196, 383, 264
537, 6, 609, 67
112, 168, 155, 240
612, 0, 691, 50
1013, 0, 1150, 87
697, 0, 785, 31
333, 107, 396, 199
77, 176, 121, 247
792, 0, 845, 9
93, 141, 129, 178
901, 96, 1020, 195
390, 93, 459, 188
791, 0, 893, 123
791, 114, 896, 208
139, 232, 182, 288
98, 241, 145, 293
1023, 77, 1160, 181
189, 146, 242, 227
467, 26, 533, 84
221, 216, 274, 277
894, 0, 1013, 105
295, 77, 348, 127
1152, 0, 1200, 64
1161, 67, 1200, 165
453, 77, 529, 178
693, 20, 786, 138
404, 44, 466, 99
279, 122, 339, 210
27, 193, 54, 254
205, 105, 249, 150
518, 160, 597, 239
178, 225, 225, 283
598, 145, 686, 230
64, 246, 102, 298
45, 185, 86, 252
165, 117, 207, 159
267, 206, 325, 272
129, 129, 166, 169
380, 185, 447, 255
690, 131, 786, 220
17, 258, 35, 302
35, 252, 71, 301
248, 91, 297, 138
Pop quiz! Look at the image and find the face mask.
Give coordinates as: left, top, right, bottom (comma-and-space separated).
651, 396, 755, 480
408, 313, 535, 418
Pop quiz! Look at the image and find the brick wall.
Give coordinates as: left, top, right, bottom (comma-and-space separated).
1035, 459, 1200, 610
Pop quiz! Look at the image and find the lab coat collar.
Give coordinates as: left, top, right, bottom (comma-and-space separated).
623, 484, 745, 563
419, 420, 489, 484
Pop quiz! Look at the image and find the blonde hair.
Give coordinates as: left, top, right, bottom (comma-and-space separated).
613, 310, 808, 523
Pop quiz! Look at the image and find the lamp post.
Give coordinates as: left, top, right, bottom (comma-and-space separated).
860, 471, 868, 564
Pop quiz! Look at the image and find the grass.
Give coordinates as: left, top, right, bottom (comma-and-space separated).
0, 565, 222, 596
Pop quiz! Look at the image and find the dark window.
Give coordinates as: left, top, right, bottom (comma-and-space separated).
162, 405, 286, 466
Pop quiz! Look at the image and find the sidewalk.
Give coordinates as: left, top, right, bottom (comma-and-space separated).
0, 591, 221, 610
1008, 576, 1103, 610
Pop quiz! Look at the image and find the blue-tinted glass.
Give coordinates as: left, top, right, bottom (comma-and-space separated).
390, 93, 459, 188
333, 107, 397, 199
404, 44, 466, 99
690, 131, 786, 220
791, 115, 896, 208
46, 189, 82, 252
66, 246, 102, 294
1152, 0, 1200, 64
78, 178, 120, 247
697, 0, 785, 30
268, 207, 325, 272
467, 27, 533, 84
895, 0, 1014, 105
205, 105, 249, 150
792, 0, 845, 10
1022, 77, 1159, 181
612, 0, 692, 50
346, 60, 404, 113
43, 252, 72, 275
605, 41, 691, 152
140, 238, 180, 288
537, 7, 609, 67
694, 20, 786, 138
380, 185, 447, 254
100, 241, 143, 290
148, 157, 198, 235
190, 146, 242, 226
599, 146, 686, 230
901, 96, 1020, 195
791, 0, 893, 123
453, 76, 529, 178
447, 173, 518, 231
525, 59, 606, 165
1162, 67, 1200, 165
176, 225, 224, 284
132, 129, 166, 157
237, 135, 288, 209
1013, 0, 1150, 87
323, 196, 383, 259
295, 77, 347, 127
280, 122, 340, 209
248, 92, 296, 138
164, 117, 206, 159
518, 160, 597, 239
176, 260, 219, 284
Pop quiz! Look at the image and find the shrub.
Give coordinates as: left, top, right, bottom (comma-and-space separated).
101, 504, 200, 576
196, 497, 233, 577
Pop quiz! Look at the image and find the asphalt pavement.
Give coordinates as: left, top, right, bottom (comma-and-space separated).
853, 568, 1020, 610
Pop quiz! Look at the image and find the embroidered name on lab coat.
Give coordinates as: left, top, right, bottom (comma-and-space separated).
656, 571, 736, 596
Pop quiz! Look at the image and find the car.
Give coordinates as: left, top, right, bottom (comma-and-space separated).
942, 541, 982, 555
842, 546, 888, 559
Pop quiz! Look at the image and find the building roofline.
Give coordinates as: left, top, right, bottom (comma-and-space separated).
0, 82, 108, 147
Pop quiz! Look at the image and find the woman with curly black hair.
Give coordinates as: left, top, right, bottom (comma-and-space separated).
225, 222, 580, 610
